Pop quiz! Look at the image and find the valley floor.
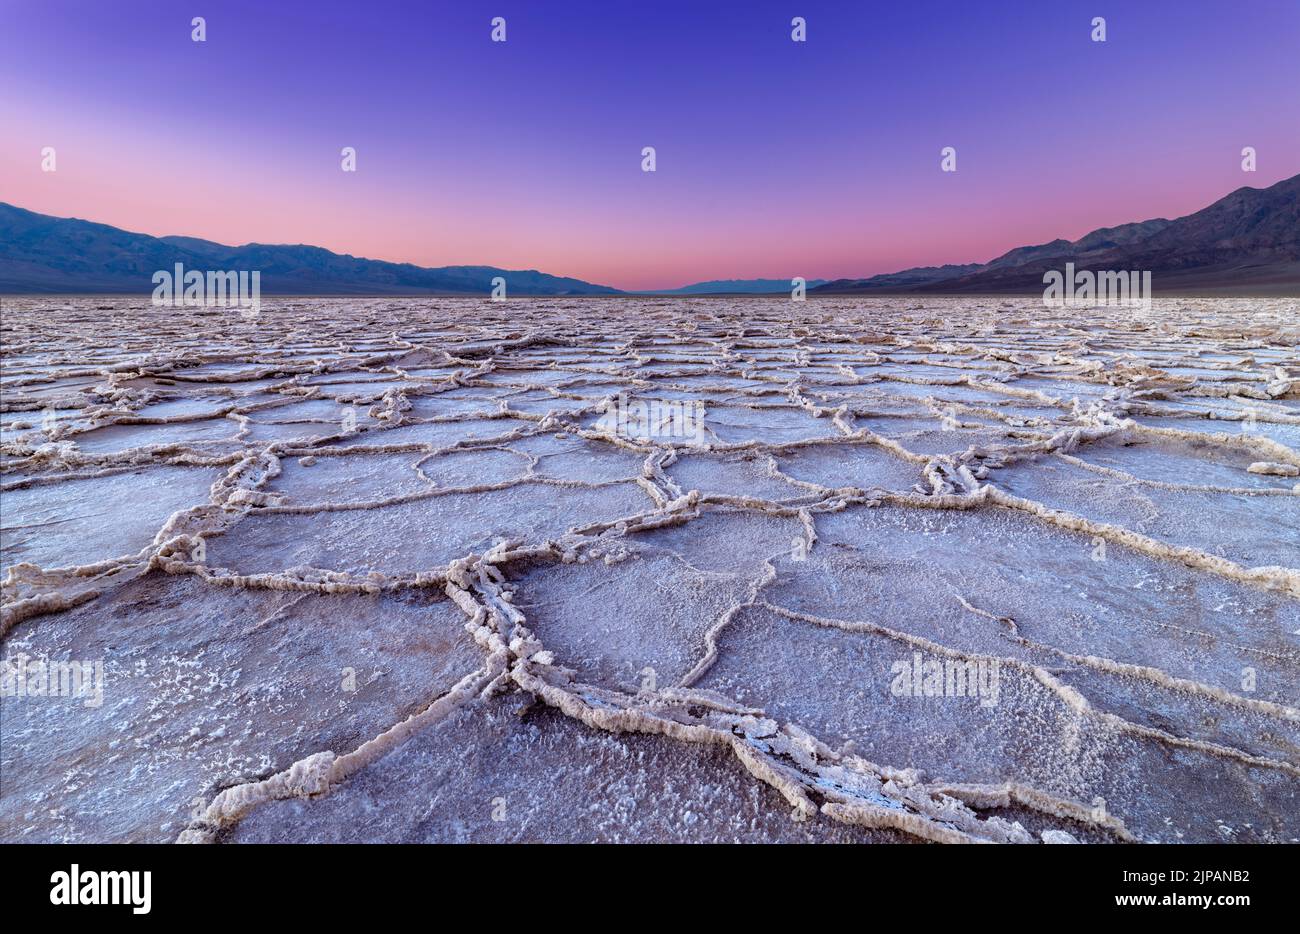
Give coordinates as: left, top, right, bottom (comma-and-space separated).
1, 295, 1298, 843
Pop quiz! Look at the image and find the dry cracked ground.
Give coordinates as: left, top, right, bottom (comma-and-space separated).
1, 295, 1298, 844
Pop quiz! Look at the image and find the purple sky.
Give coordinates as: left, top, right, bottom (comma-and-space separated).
2, 0, 1297, 290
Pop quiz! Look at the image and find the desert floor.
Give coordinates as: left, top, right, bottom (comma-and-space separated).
2, 295, 1298, 843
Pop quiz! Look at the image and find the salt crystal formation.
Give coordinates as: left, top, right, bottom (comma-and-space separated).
1, 295, 1297, 844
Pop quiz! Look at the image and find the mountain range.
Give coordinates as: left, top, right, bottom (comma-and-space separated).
643, 278, 829, 294
2, 172, 1297, 296
814, 173, 1300, 295
0, 203, 619, 296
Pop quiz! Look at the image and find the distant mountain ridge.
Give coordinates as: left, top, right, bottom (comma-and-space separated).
646, 278, 829, 294
4, 173, 1297, 297
815, 173, 1300, 295
0, 203, 620, 295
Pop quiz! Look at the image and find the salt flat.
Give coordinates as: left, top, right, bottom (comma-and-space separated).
1, 295, 1298, 843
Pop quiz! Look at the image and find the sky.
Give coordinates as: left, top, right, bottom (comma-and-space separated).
1, 0, 1297, 291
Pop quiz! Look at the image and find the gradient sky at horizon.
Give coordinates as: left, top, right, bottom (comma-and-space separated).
2, 0, 1298, 291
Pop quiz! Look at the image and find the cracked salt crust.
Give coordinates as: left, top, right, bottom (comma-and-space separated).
1, 295, 1297, 843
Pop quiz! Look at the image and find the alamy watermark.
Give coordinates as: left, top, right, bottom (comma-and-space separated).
152, 263, 261, 318
1043, 262, 1151, 310
595, 393, 706, 443
50, 865, 150, 914
890, 651, 1000, 707
2, 654, 104, 707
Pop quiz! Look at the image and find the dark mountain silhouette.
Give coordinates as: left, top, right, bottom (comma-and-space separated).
0, 203, 621, 295
646, 278, 828, 294
815, 173, 1300, 295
